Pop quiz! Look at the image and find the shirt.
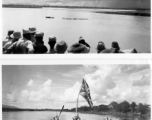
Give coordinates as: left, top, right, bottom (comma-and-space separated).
3, 37, 13, 46
5, 37, 34, 54
3, 41, 13, 51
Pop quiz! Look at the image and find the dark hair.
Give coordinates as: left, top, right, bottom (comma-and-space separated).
111, 41, 120, 50
79, 40, 90, 48
8, 31, 14, 37
97, 41, 106, 53
23, 33, 31, 40
48, 41, 56, 49
79, 40, 85, 44
35, 36, 44, 44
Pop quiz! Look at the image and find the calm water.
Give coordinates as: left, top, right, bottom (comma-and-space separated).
2, 111, 150, 120
2, 8, 150, 53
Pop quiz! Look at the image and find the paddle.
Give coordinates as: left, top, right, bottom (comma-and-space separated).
58, 105, 64, 118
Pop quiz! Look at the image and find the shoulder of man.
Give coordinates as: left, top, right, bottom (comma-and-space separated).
100, 49, 112, 53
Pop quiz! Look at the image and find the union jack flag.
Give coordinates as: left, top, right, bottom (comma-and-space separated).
79, 79, 93, 108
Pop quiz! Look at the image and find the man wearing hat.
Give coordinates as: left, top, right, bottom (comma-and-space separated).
68, 43, 90, 53
96, 41, 106, 53
29, 27, 37, 42
3, 31, 21, 52
33, 32, 48, 54
78, 36, 90, 48
3, 30, 14, 46
99, 41, 121, 53
47, 36, 57, 54
111, 41, 123, 53
54, 40, 68, 54
4, 29, 34, 54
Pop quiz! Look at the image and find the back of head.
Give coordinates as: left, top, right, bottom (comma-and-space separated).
48, 36, 57, 49
111, 41, 120, 50
11, 31, 21, 39
7, 30, 14, 38
23, 34, 31, 40
48, 36, 56, 49
79, 39, 86, 45
10, 31, 22, 42
55, 40, 68, 54
23, 29, 32, 40
97, 41, 106, 53
35, 32, 44, 43
68, 43, 90, 53
79, 37, 90, 48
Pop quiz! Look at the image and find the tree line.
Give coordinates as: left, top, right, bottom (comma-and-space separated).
70, 101, 150, 116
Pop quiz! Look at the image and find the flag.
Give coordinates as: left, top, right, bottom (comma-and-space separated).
79, 79, 93, 108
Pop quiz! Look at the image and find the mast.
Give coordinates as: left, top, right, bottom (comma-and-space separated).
76, 94, 79, 114
76, 81, 82, 115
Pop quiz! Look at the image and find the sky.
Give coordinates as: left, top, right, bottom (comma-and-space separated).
2, 65, 150, 109
2, 0, 150, 9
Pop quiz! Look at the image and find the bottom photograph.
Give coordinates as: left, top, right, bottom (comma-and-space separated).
2, 65, 150, 120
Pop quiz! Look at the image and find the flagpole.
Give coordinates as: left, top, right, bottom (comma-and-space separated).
76, 80, 82, 115
76, 94, 79, 115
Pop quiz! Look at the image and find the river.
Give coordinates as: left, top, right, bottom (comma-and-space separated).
2, 8, 150, 53
2, 111, 150, 120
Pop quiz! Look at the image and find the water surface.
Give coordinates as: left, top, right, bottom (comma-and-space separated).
2, 111, 150, 120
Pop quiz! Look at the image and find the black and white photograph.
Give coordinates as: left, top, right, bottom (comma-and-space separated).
2, 0, 151, 54
2, 64, 151, 120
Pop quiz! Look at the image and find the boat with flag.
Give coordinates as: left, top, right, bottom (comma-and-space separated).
50, 79, 93, 120
73, 79, 93, 120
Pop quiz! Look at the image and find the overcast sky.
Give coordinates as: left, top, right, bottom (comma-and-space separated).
3, 0, 150, 9
2, 65, 150, 109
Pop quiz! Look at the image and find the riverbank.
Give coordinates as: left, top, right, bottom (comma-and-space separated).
79, 111, 150, 120
94, 10, 151, 17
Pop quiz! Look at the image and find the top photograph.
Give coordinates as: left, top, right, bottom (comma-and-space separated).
2, 0, 151, 54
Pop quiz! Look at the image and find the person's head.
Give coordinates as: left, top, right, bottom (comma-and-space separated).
111, 41, 120, 50
35, 32, 44, 44
79, 39, 86, 45
22, 29, 32, 40
55, 40, 68, 54
48, 36, 57, 49
96, 41, 106, 53
68, 43, 87, 53
78, 36, 90, 48
29, 27, 37, 35
10, 31, 21, 43
7, 30, 14, 38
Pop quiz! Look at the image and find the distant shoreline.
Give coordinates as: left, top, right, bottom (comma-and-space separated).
2, 4, 150, 10
95, 11, 150, 17
3, 4, 150, 17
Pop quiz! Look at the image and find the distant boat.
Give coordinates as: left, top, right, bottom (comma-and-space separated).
62, 17, 88, 20
46, 16, 54, 19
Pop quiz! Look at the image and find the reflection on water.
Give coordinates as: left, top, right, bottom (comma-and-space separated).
2, 8, 150, 53
2, 111, 150, 120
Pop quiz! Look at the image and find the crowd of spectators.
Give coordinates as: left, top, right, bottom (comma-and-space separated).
3, 28, 137, 54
